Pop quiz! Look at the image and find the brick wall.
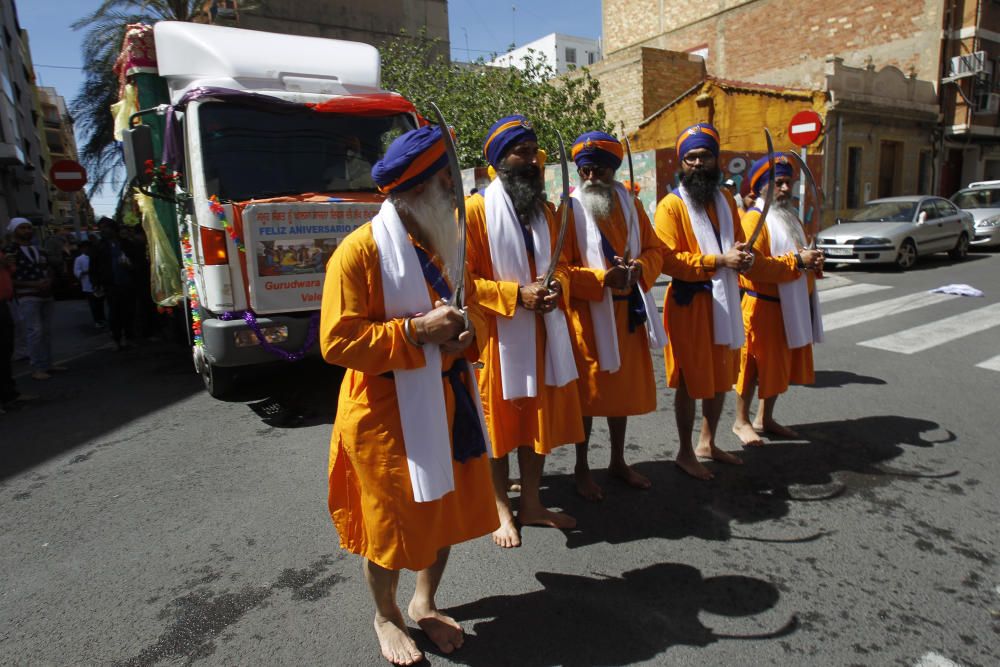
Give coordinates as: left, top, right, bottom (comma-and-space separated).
604, 0, 943, 91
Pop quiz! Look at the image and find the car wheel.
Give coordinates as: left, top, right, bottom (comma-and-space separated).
948, 233, 969, 260
895, 239, 917, 271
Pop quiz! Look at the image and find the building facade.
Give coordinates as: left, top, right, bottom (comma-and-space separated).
0, 0, 50, 225
38, 86, 92, 231
489, 33, 601, 75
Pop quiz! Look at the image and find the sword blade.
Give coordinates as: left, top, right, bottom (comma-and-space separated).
428, 102, 467, 309
621, 121, 635, 263
786, 151, 822, 249
746, 128, 776, 249
542, 130, 571, 288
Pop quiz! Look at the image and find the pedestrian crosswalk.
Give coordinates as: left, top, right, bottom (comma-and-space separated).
817, 281, 1000, 372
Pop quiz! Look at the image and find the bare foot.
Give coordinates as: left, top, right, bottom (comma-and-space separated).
755, 420, 801, 439
374, 613, 423, 666
609, 461, 652, 489
733, 421, 764, 447
574, 467, 605, 501
695, 445, 744, 465
674, 450, 714, 480
518, 505, 577, 530
492, 515, 521, 548
507, 477, 522, 493
408, 602, 464, 654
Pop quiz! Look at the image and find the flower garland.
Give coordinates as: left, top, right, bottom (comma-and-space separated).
209, 195, 245, 253
144, 159, 179, 193
180, 221, 203, 348
221, 310, 320, 362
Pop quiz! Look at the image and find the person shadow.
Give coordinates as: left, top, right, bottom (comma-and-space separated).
546, 415, 956, 549
439, 563, 794, 666
810, 369, 887, 389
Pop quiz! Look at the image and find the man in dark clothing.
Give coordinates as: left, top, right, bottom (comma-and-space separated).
92, 218, 141, 350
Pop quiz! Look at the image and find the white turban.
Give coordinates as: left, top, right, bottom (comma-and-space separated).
6, 217, 31, 234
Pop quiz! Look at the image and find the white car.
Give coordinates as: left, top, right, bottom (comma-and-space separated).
817, 196, 975, 270
950, 181, 1000, 248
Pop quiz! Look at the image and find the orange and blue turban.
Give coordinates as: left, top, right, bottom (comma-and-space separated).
571, 131, 623, 170
483, 114, 536, 167
675, 123, 720, 159
371, 125, 451, 194
748, 153, 794, 196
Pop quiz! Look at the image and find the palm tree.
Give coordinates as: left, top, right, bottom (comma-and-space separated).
70, 2, 213, 195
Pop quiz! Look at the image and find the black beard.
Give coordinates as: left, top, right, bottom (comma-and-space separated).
681, 166, 722, 206
497, 163, 545, 221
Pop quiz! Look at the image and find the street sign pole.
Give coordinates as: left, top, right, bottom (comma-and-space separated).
799, 146, 807, 222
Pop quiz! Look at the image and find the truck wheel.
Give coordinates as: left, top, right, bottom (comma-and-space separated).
202, 359, 236, 398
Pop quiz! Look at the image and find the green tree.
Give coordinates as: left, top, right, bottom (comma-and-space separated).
380, 32, 611, 168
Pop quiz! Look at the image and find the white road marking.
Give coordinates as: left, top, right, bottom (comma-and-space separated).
818, 282, 892, 304
913, 652, 965, 667
822, 291, 956, 332
975, 354, 1000, 371
858, 302, 1000, 354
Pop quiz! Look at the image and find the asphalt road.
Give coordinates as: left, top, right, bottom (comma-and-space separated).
2, 250, 998, 666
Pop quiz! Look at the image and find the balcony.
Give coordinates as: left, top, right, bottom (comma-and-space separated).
0, 141, 25, 166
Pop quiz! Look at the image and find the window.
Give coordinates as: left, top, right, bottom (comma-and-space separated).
565, 47, 576, 64
588, 52, 597, 65
878, 140, 902, 198
846, 146, 862, 208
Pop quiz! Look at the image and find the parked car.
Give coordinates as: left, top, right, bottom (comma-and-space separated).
817, 196, 975, 270
950, 180, 1000, 248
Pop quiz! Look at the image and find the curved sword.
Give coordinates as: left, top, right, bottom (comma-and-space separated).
428, 102, 466, 310
542, 130, 571, 289
786, 151, 822, 249
746, 128, 776, 250
620, 121, 635, 264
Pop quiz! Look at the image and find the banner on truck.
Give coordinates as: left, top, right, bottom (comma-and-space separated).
242, 201, 381, 313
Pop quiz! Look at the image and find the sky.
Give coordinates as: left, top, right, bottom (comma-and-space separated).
17, 0, 602, 216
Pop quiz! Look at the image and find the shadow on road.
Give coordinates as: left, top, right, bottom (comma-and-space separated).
440, 563, 794, 666
825, 252, 991, 273
811, 369, 887, 388
212, 360, 345, 428
544, 415, 955, 549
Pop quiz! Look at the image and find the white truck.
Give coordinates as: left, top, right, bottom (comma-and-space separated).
117, 21, 417, 396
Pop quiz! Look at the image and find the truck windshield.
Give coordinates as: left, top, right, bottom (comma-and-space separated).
198, 102, 416, 201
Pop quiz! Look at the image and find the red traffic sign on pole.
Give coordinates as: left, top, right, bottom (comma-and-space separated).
49, 159, 88, 192
788, 110, 823, 147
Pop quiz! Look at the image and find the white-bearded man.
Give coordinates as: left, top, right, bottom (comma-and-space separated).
321, 125, 499, 665
466, 114, 584, 548
732, 154, 824, 446
653, 123, 754, 481
564, 131, 668, 501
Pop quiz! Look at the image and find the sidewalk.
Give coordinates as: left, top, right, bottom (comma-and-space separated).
11, 298, 111, 380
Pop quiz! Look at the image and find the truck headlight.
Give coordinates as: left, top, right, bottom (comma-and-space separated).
234, 325, 289, 347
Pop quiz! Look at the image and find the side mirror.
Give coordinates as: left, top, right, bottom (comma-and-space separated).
122, 124, 154, 188
917, 210, 928, 225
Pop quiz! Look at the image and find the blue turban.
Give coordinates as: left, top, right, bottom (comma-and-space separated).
571, 131, 624, 170
748, 153, 794, 196
676, 123, 720, 159
371, 125, 449, 194
483, 114, 536, 167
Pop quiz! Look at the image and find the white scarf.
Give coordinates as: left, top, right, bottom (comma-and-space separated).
570, 184, 667, 372
484, 178, 578, 399
760, 203, 825, 349
372, 199, 489, 502
676, 185, 745, 349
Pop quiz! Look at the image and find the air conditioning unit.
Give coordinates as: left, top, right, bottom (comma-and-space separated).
974, 91, 1000, 114
950, 51, 991, 79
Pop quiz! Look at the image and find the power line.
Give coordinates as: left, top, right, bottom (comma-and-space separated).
34, 63, 84, 70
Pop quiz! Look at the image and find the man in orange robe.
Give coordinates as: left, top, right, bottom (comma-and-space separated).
564, 131, 668, 500
653, 123, 755, 480
467, 114, 584, 548
733, 155, 824, 446
321, 125, 498, 666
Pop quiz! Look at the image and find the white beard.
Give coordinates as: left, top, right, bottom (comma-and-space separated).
767, 200, 807, 248
392, 179, 459, 282
579, 180, 615, 220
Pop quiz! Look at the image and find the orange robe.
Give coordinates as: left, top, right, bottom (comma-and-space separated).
465, 193, 584, 457
566, 194, 665, 416
321, 222, 499, 572
736, 209, 816, 399
653, 192, 744, 399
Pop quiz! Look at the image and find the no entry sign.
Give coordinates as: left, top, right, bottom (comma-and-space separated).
788, 110, 823, 147
49, 159, 88, 192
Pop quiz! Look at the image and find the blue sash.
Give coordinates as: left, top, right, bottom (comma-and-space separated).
597, 231, 647, 332
411, 245, 486, 463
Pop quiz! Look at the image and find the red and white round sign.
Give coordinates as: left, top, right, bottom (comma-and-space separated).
788, 110, 823, 147
49, 159, 88, 192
